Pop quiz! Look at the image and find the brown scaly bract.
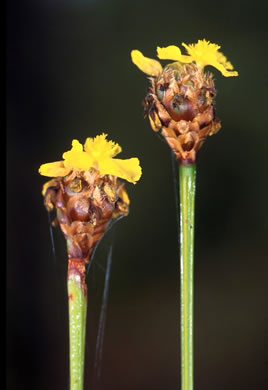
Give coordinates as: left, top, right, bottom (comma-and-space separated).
43, 169, 129, 264
144, 63, 221, 164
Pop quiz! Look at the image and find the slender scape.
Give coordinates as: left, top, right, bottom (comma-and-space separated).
39, 134, 142, 389
43, 170, 129, 390
131, 39, 238, 390
68, 260, 87, 390
179, 164, 196, 390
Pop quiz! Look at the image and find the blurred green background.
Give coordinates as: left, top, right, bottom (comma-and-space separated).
7, 0, 268, 389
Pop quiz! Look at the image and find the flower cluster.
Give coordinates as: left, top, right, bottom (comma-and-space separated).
131, 39, 238, 163
39, 134, 142, 263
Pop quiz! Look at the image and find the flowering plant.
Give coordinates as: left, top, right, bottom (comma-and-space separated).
131, 39, 238, 390
39, 133, 141, 390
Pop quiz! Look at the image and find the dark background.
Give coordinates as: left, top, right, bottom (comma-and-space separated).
7, 0, 268, 389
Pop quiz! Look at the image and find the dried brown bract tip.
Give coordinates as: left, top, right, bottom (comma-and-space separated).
144, 63, 221, 164
43, 169, 129, 264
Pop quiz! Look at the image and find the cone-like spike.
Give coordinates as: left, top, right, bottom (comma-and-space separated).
144, 64, 221, 164
43, 169, 129, 264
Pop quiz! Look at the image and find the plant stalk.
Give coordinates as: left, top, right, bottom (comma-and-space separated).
179, 164, 196, 390
68, 259, 87, 390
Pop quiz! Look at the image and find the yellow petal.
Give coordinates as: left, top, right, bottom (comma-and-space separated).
157, 45, 192, 63
210, 61, 238, 77
39, 161, 71, 177
69, 139, 83, 152
157, 45, 181, 60
84, 133, 122, 159
216, 52, 234, 70
99, 158, 142, 184
182, 40, 238, 77
131, 50, 162, 76
62, 139, 93, 170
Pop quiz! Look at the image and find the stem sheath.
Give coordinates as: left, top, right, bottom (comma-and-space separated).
179, 164, 196, 390
68, 259, 87, 390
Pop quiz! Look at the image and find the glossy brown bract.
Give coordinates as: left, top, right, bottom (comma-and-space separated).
43, 169, 129, 264
144, 63, 221, 164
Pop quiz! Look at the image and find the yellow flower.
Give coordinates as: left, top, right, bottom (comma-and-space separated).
181, 39, 238, 77
131, 39, 238, 77
39, 133, 142, 184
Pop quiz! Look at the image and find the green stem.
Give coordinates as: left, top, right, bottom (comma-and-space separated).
179, 164, 196, 390
68, 260, 87, 390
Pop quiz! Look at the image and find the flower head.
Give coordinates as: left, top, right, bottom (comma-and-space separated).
131, 39, 238, 163
40, 134, 139, 264
42, 170, 131, 263
131, 39, 238, 77
39, 133, 142, 184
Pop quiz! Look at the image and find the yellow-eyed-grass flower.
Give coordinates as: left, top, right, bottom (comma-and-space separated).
131, 39, 238, 390
131, 39, 238, 165
39, 133, 141, 390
